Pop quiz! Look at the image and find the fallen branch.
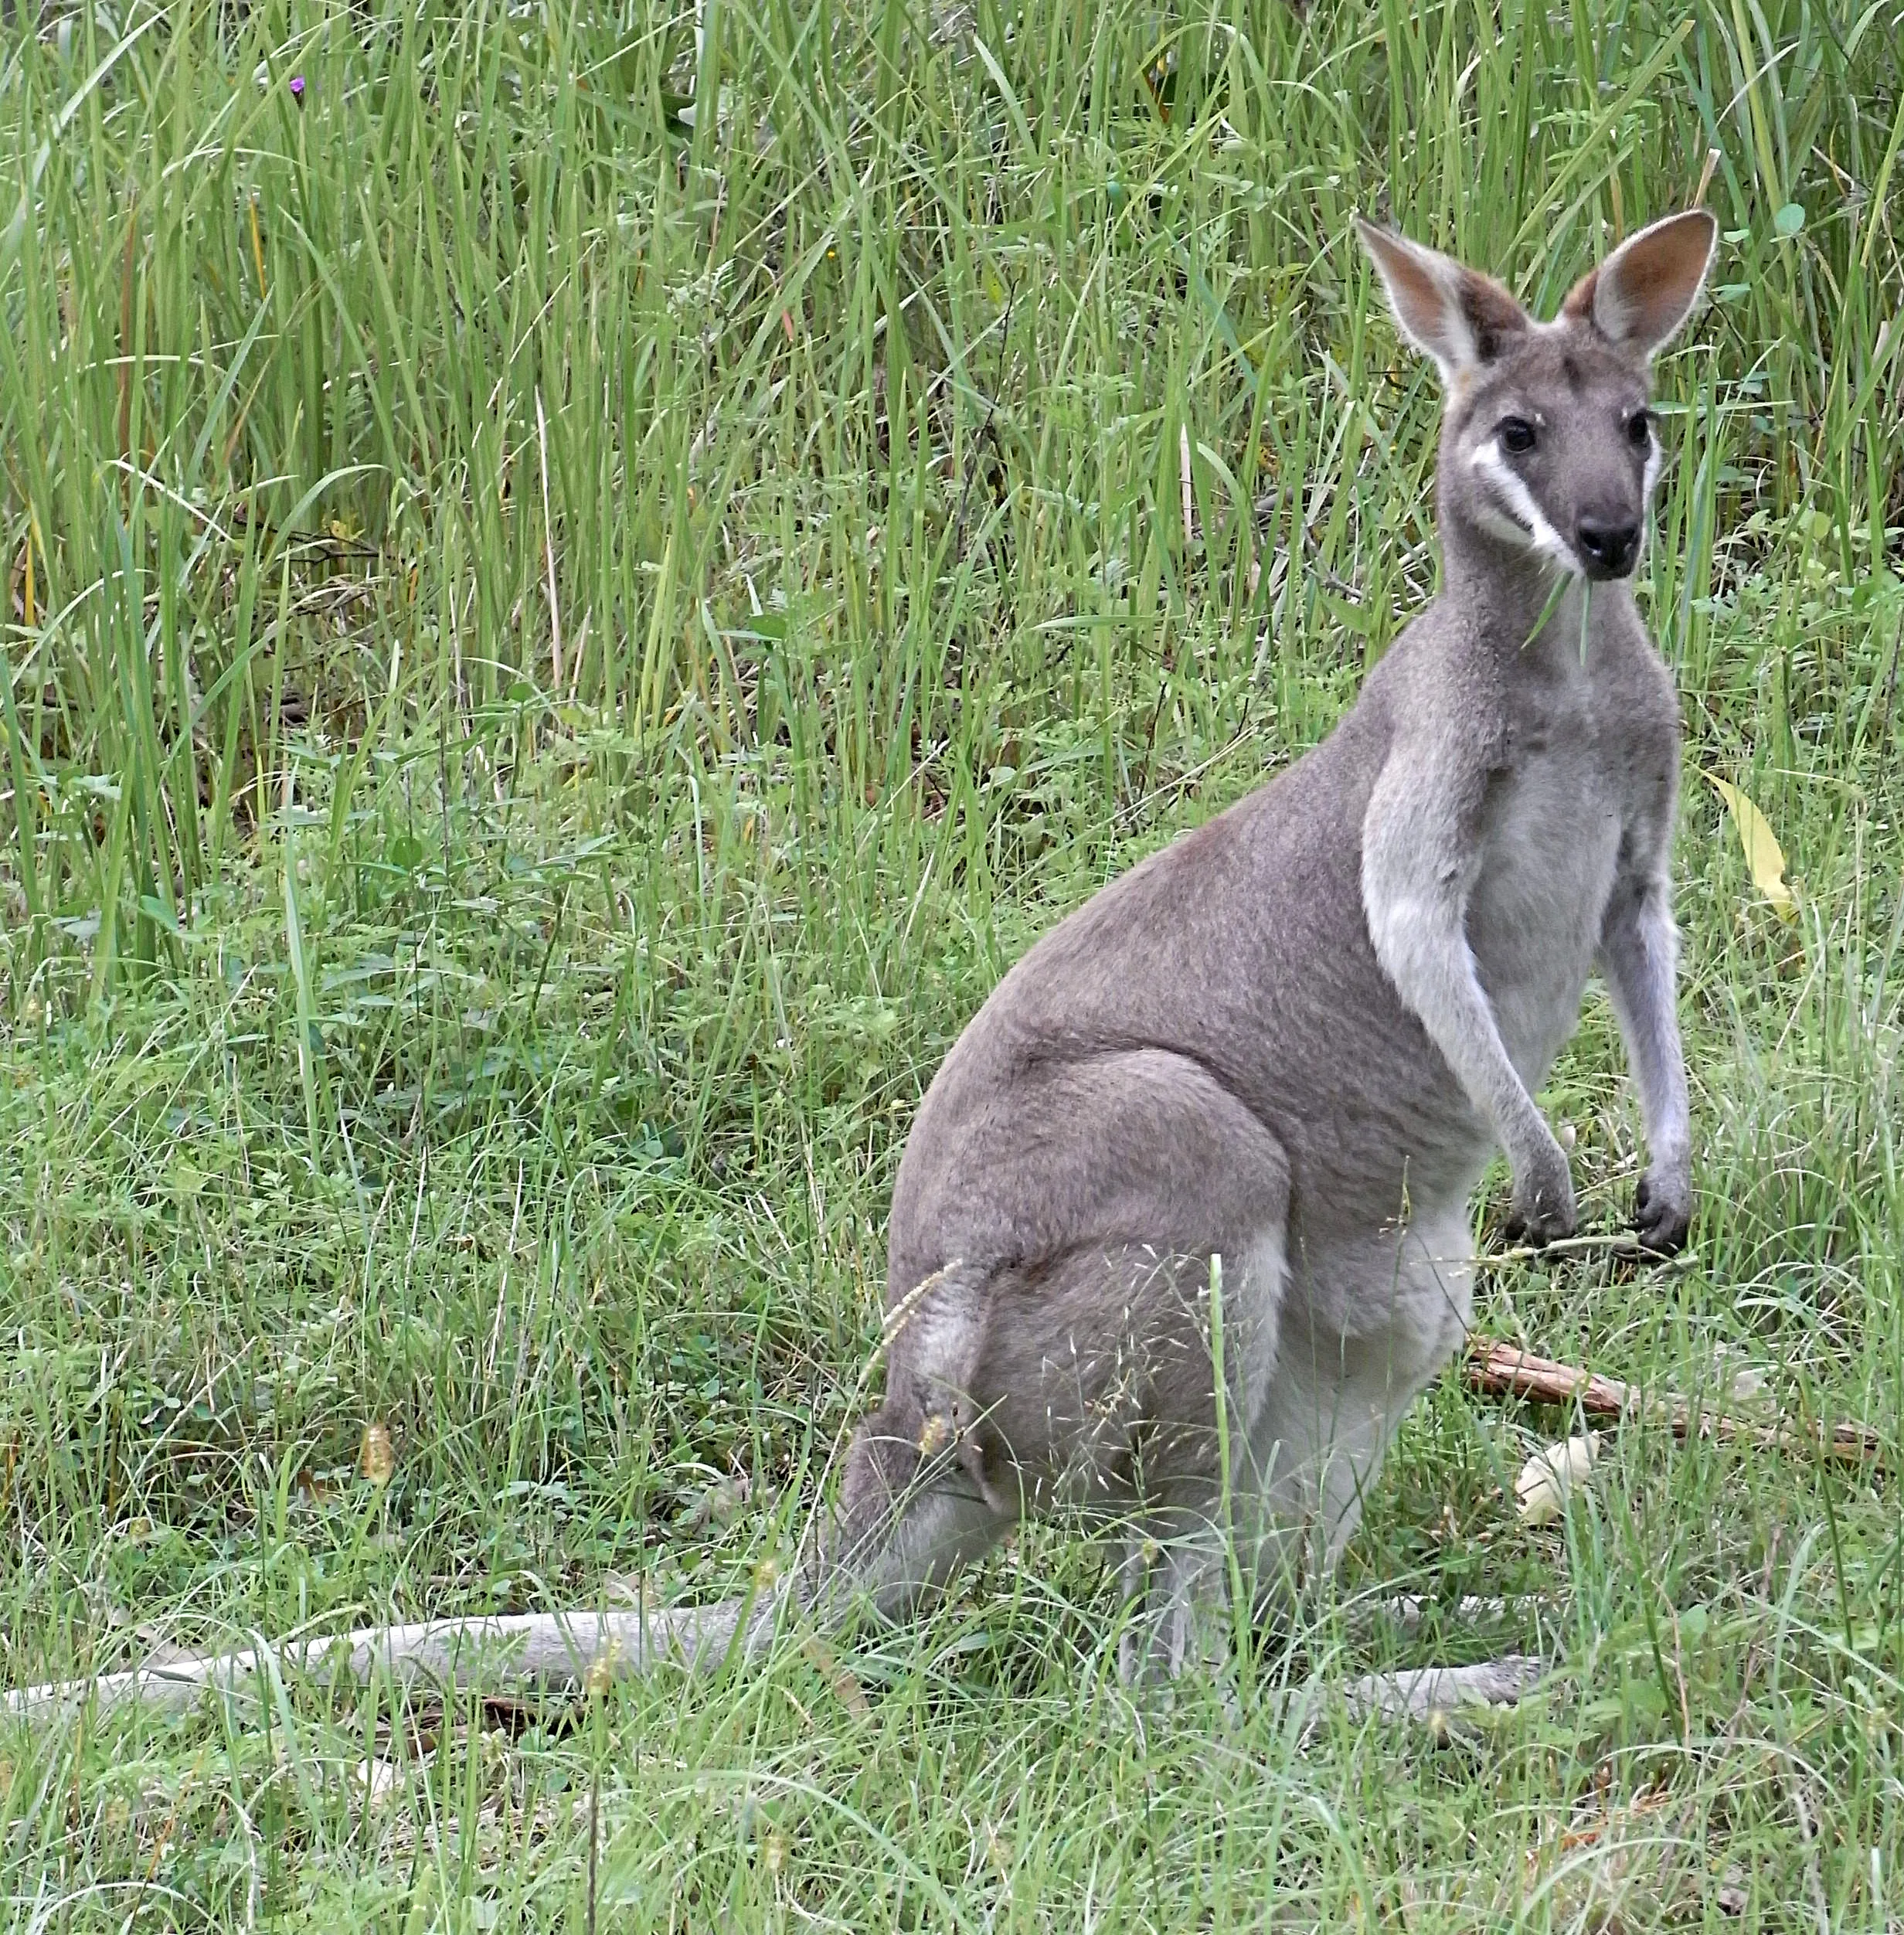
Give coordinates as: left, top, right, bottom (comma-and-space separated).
5, 1589, 1552, 1732
1466, 1335, 1888, 1468
4, 1598, 764, 1726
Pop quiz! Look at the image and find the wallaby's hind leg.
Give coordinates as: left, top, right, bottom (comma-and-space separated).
870, 1049, 1295, 1679
1117, 1490, 1243, 1684
1114, 1225, 1291, 1685
1109, 1206, 1474, 1685
1243, 1203, 1476, 1594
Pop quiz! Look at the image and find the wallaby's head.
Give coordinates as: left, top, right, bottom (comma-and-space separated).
1356, 209, 1718, 583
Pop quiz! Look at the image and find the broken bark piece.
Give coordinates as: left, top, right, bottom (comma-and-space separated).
1465, 1335, 1887, 1468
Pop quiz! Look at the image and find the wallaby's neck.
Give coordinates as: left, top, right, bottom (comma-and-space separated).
1436, 512, 1630, 668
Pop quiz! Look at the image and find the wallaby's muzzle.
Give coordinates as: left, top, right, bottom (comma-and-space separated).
1575, 512, 1642, 580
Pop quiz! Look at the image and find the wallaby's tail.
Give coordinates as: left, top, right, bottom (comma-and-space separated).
5, 1263, 995, 1726
791, 1259, 1018, 1628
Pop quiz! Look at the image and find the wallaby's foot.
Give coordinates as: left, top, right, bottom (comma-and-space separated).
1114, 1586, 1235, 1694
1632, 1165, 1692, 1254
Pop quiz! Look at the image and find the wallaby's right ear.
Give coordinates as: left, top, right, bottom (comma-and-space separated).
1355, 217, 1528, 386
1561, 209, 1719, 360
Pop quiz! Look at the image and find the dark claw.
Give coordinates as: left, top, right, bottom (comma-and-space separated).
1632, 1176, 1690, 1256
1502, 1203, 1572, 1250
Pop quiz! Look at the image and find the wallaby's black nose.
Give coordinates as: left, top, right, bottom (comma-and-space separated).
1576, 515, 1641, 579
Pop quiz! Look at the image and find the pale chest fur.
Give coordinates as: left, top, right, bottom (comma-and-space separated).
1467, 606, 1679, 1087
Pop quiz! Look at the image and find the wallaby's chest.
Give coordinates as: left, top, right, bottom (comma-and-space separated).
1467, 639, 1675, 1080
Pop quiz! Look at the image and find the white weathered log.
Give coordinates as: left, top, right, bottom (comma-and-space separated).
10, 1597, 1553, 1733
1291, 1652, 1549, 1733
1339, 1651, 1549, 1719
5, 1597, 762, 1724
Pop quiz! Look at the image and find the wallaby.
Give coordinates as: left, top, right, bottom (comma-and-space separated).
790, 205, 1714, 1689
6, 209, 1715, 1723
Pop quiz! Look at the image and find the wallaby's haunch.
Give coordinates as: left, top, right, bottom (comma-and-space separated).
5, 210, 1715, 1723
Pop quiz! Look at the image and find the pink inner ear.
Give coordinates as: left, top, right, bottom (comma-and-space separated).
1561, 267, 1599, 325
1566, 213, 1716, 352
1390, 253, 1444, 318
1609, 236, 1694, 335
1372, 236, 1457, 345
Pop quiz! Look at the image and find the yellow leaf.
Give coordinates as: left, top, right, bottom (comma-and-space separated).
358, 1421, 396, 1488
1705, 774, 1796, 920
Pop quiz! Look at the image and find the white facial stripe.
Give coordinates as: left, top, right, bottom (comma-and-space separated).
1470, 497, 1536, 546
1635, 431, 1662, 566
1468, 439, 1579, 573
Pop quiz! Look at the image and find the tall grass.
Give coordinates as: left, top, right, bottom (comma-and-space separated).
2, 0, 1902, 1926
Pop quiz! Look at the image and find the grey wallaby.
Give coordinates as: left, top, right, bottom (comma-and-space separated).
797, 204, 1716, 1687
5, 208, 1718, 1722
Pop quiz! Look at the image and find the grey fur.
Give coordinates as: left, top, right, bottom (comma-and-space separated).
811, 208, 1716, 1678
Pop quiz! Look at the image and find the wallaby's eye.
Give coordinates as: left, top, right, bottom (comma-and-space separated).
1627, 409, 1654, 449
1498, 417, 1537, 455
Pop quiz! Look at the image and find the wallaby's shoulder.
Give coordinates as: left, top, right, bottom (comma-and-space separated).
1351, 590, 1518, 778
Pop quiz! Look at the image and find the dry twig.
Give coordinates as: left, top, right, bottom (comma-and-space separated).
1466, 1335, 1887, 1468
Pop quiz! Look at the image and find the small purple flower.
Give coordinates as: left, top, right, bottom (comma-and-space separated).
289, 74, 305, 105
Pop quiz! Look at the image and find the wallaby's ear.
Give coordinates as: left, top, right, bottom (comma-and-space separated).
1355, 216, 1528, 385
1562, 209, 1718, 359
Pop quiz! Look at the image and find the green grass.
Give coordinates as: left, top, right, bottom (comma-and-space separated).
2, 0, 1902, 1923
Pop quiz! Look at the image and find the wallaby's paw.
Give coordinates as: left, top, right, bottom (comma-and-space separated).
1503, 1203, 1574, 1248
1632, 1168, 1692, 1254
1504, 1148, 1576, 1247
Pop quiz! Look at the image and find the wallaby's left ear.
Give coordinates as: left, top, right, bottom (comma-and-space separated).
1562, 209, 1719, 359
1355, 217, 1530, 386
